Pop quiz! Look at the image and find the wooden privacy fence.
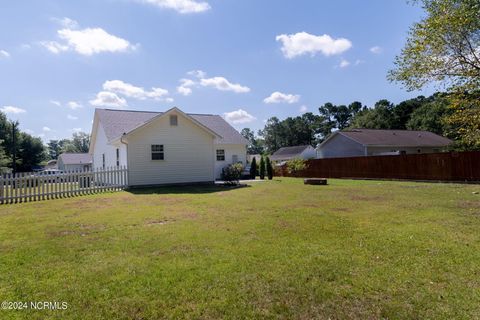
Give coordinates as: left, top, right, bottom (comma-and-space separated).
277, 151, 480, 182
0, 166, 128, 204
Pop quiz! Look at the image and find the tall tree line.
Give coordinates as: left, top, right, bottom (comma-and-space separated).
242, 92, 462, 154
0, 111, 46, 173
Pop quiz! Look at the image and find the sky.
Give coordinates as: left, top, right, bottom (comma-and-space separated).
0, 0, 434, 141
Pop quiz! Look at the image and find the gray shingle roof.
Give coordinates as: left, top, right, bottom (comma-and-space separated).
340, 129, 452, 147
58, 153, 93, 165
271, 145, 312, 161
95, 108, 248, 145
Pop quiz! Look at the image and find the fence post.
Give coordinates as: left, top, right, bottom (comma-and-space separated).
0, 174, 4, 205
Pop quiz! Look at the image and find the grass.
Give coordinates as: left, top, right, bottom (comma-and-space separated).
0, 178, 479, 319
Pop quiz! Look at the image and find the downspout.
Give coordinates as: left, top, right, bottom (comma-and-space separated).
120, 133, 129, 186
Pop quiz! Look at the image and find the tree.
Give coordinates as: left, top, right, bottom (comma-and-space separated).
389, 0, 480, 148
350, 100, 396, 129
249, 157, 257, 179
17, 133, 45, 171
241, 128, 264, 154
317, 102, 364, 140
71, 132, 90, 153
259, 156, 265, 180
407, 94, 452, 134
389, 0, 480, 92
266, 156, 273, 180
286, 158, 307, 176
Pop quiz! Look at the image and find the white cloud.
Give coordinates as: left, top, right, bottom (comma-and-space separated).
165, 97, 174, 103
339, 59, 350, 68
177, 78, 195, 96
24, 129, 34, 135
52, 17, 79, 29
50, 100, 61, 107
40, 41, 69, 54
71, 128, 82, 133
264, 91, 300, 104
141, 0, 210, 14
42, 19, 135, 56
200, 77, 250, 93
0, 106, 26, 114
90, 91, 127, 108
370, 46, 383, 54
0, 50, 10, 58
276, 32, 352, 59
67, 114, 78, 120
187, 70, 206, 78
103, 80, 169, 100
58, 28, 135, 55
223, 109, 256, 124
67, 101, 83, 110
299, 105, 308, 113
42, 126, 51, 132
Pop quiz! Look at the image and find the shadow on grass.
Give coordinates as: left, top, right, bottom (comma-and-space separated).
125, 183, 251, 195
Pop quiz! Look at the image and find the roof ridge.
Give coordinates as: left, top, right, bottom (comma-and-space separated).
99, 108, 217, 117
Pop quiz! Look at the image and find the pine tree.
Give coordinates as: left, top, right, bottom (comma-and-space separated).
266, 156, 273, 180
259, 156, 265, 180
249, 157, 257, 179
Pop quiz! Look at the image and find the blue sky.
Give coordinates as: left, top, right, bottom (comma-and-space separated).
0, 0, 433, 140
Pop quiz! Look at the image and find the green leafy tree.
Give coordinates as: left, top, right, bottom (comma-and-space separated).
286, 158, 307, 176
407, 94, 452, 134
17, 133, 45, 171
259, 156, 265, 180
350, 100, 396, 129
389, 0, 480, 148
71, 132, 90, 153
241, 128, 265, 154
249, 157, 257, 179
266, 156, 273, 180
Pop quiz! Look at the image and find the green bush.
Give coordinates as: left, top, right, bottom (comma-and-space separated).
259, 156, 265, 180
286, 158, 307, 175
249, 157, 257, 179
266, 156, 273, 180
221, 163, 243, 185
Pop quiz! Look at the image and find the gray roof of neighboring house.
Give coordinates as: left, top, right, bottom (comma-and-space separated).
95, 108, 248, 145
338, 129, 453, 147
270, 145, 313, 161
58, 153, 93, 165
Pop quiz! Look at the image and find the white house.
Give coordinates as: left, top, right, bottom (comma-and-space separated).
57, 153, 93, 171
316, 129, 452, 159
89, 107, 248, 187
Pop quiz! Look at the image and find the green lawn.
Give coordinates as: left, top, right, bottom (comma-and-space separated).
0, 178, 479, 319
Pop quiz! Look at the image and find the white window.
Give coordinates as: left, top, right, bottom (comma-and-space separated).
216, 149, 225, 161
151, 145, 164, 160
170, 115, 178, 126
116, 148, 120, 166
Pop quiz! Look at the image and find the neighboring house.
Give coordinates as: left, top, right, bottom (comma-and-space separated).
89, 107, 248, 187
57, 153, 93, 171
316, 129, 452, 159
270, 145, 316, 162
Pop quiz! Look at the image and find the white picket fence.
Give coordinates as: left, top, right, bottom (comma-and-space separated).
0, 166, 128, 204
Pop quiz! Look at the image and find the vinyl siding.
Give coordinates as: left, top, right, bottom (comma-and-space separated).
126, 111, 215, 186
214, 144, 247, 179
91, 122, 127, 170
316, 134, 365, 158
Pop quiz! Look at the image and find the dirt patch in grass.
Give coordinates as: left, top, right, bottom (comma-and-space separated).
145, 219, 174, 226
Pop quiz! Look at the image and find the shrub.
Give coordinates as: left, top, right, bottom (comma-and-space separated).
266, 156, 273, 180
259, 156, 265, 180
286, 158, 307, 175
249, 157, 257, 179
221, 163, 243, 185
